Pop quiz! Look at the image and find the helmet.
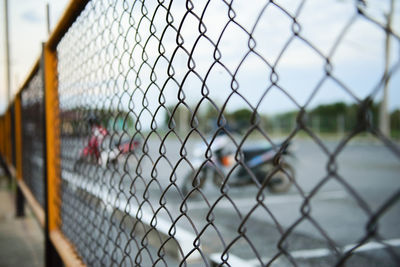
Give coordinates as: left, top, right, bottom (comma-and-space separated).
88, 115, 100, 126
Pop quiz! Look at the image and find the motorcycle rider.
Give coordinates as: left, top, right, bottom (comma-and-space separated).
86, 116, 108, 163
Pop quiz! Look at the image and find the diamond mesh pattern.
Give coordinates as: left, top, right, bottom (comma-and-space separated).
21, 69, 45, 208
52, 0, 400, 266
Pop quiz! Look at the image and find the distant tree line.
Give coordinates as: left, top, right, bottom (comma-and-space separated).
60, 102, 400, 138
274, 101, 400, 137
163, 101, 400, 138
163, 104, 258, 134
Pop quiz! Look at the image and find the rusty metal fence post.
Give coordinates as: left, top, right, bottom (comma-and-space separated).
4, 108, 12, 170
0, 116, 3, 158
14, 94, 24, 217
42, 43, 63, 266
44, 4, 88, 259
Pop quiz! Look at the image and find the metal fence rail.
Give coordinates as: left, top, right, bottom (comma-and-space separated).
0, 0, 399, 266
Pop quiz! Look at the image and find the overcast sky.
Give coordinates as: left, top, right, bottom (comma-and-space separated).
0, 0, 69, 113
0, 0, 399, 116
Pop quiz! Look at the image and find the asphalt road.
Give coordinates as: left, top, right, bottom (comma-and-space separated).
61, 136, 400, 266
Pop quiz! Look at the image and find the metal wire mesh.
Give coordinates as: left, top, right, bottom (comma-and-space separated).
21, 69, 45, 208
54, 0, 399, 266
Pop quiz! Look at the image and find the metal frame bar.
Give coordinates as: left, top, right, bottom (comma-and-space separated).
14, 94, 25, 217
5, 108, 12, 165
46, 0, 90, 50
14, 94, 22, 181
17, 179, 44, 224
50, 231, 86, 267
42, 1, 90, 265
15, 59, 40, 97
0, 117, 3, 156
43, 42, 63, 266
43, 45, 60, 235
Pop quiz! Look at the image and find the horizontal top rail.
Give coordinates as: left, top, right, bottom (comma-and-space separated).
1, 58, 39, 114
17, 59, 39, 96
46, 0, 90, 50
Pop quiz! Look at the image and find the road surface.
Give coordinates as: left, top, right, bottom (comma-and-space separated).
60, 136, 400, 266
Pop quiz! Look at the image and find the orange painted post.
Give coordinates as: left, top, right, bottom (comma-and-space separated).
9, 108, 13, 165
1, 116, 4, 157
14, 95, 22, 181
43, 44, 63, 266
5, 108, 12, 165
1, 115, 3, 158
0, 116, 3, 156
2, 116, 4, 156
2, 114, 5, 161
40, 1, 89, 265
0, 116, 3, 157
4, 114, 6, 159
14, 94, 25, 217
44, 45, 61, 232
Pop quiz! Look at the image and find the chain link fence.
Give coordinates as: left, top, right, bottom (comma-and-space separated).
21, 69, 45, 208
0, 0, 399, 266
54, 0, 400, 266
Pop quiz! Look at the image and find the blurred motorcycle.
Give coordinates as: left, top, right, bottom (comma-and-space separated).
74, 117, 140, 170
182, 134, 295, 196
